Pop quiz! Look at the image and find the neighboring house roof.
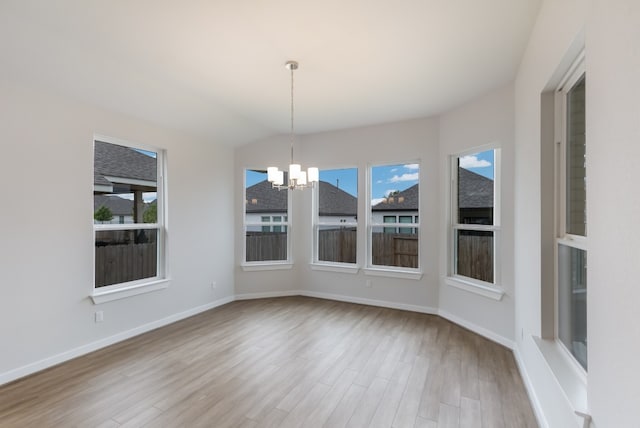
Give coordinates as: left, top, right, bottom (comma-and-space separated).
373, 184, 419, 211
318, 181, 357, 217
94, 140, 157, 190
245, 180, 358, 216
245, 180, 288, 213
94, 195, 133, 216
458, 168, 493, 208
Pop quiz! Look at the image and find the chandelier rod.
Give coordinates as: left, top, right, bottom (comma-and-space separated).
288, 61, 298, 165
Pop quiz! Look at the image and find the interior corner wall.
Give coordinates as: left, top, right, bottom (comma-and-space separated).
234, 135, 300, 297
0, 78, 235, 383
437, 84, 516, 345
234, 118, 441, 309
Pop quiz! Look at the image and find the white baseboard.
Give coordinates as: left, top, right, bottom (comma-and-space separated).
234, 290, 300, 300
298, 290, 438, 314
437, 309, 515, 350
513, 346, 549, 428
0, 295, 234, 386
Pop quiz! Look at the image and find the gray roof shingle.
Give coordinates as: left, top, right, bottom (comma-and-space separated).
458, 168, 493, 208
245, 180, 358, 216
94, 141, 157, 187
94, 195, 133, 216
318, 181, 357, 216
245, 180, 288, 213
373, 184, 419, 211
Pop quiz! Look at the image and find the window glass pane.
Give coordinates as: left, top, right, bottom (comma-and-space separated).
370, 163, 419, 269
371, 226, 419, 268
95, 229, 158, 287
94, 140, 163, 290
399, 215, 413, 234
245, 169, 288, 262
457, 150, 494, 225
94, 141, 157, 225
318, 225, 357, 264
558, 244, 588, 370
317, 168, 358, 264
566, 75, 586, 236
383, 215, 396, 234
455, 230, 494, 283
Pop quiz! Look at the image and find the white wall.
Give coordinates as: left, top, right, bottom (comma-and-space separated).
438, 85, 516, 344
235, 118, 441, 310
300, 119, 440, 310
586, 0, 640, 426
514, 0, 640, 427
0, 77, 235, 383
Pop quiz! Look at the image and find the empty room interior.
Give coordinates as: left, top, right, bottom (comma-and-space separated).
1, 1, 638, 427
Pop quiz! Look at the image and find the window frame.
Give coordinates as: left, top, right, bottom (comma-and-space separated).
311, 166, 359, 270
242, 168, 292, 269
91, 135, 168, 304
448, 146, 502, 292
365, 161, 422, 278
554, 56, 587, 373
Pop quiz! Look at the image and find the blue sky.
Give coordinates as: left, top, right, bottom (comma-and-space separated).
371, 163, 419, 204
459, 149, 494, 179
245, 149, 493, 203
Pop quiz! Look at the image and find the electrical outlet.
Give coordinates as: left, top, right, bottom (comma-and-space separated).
95, 311, 104, 323
365, 279, 372, 288
211, 281, 217, 290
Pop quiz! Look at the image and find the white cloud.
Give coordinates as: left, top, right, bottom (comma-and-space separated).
371, 198, 386, 206
384, 189, 399, 197
404, 163, 419, 170
376, 180, 383, 184
390, 168, 398, 172
459, 155, 491, 169
389, 173, 419, 183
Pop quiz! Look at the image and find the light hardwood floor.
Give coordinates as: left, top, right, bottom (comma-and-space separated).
0, 297, 538, 427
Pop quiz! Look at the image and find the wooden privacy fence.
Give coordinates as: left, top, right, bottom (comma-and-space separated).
246, 232, 287, 262
372, 233, 419, 268
245, 230, 492, 280
95, 242, 157, 287
456, 232, 493, 282
318, 228, 357, 263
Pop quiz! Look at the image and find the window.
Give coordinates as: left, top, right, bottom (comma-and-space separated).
313, 168, 358, 265
244, 169, 290, 263
451, 148, 500, 284
93, 138, 164, 289
369, 163, 420, 270
556, 66, 587, 370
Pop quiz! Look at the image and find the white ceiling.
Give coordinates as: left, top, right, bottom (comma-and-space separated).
0, 0, 541, 146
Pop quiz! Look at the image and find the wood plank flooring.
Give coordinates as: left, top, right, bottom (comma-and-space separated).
0, 297, 538, 427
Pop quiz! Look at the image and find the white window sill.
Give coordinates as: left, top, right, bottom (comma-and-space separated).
91, 278, 170, 304
533, 336, 588, 415
241, 262, 293, 272
310, 263, 360, 274
444, 276, 505, 301
363, 267, 423, 280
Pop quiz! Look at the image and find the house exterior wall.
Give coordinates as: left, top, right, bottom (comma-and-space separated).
0, 77, 235, 384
